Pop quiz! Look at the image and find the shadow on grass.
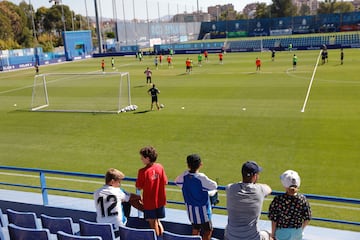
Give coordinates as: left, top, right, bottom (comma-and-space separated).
133, 110, 151, 114
177, 73, 189, 76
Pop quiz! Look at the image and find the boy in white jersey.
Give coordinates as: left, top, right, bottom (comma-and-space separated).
94, 168, 142, 230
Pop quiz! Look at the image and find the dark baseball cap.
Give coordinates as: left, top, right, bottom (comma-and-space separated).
242, 161, 262, 177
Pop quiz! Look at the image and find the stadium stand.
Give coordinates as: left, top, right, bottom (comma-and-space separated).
79, 219, 117, 240
8, 223, 51, 240
0, 209, 5, 227
0, 227, 4, 240
118, 225, 157, 240
0, 166, 359, 240
162, 230, 202, 240
6, 209, 39, 229
40, 214, 79, 235
57, 231, 102, 240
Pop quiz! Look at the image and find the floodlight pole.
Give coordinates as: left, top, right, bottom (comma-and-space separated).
84, 0, 90, 29
132, 0, 137, 45
122, 0, 128, 45
94, 0, 103, 53
29, 0, 38, 43
146, 0, 150, 47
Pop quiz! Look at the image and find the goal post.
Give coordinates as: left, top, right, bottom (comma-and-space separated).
31, 72, 136, 114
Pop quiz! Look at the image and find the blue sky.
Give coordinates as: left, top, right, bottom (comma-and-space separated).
8, 0, 273, 20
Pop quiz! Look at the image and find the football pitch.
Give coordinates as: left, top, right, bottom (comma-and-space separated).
0, 49, 359, 230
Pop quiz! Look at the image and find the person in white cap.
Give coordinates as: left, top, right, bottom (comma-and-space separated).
268, 170, 312, 240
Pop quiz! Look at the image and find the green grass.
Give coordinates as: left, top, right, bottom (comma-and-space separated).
1, 49, 360, 231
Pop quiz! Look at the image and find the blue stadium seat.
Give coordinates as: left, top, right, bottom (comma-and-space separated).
0, 209, 5, 227
79, 219, 116, 240
163, 230, 202, 240
57, 230, 102, 240
119, 224, 156, 240
40, 213, 77, 235
0, 227, 5, 240
8, 223, 51, 240
6, 209, 39, 229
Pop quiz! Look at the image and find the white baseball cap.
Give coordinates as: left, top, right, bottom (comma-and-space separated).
280, 170, 301, 188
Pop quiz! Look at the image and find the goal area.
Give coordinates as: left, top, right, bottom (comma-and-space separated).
31, 72, 136, 114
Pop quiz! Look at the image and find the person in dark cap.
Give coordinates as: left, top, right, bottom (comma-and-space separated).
224, 161, 272, 240
175, 154, 218, 240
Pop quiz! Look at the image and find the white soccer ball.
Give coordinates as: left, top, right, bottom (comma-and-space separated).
13, 104, 17, 107
160, 104, 164, 108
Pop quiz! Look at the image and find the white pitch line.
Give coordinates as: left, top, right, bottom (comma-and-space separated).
0, 85, 34, 95
300, 50, 322, 113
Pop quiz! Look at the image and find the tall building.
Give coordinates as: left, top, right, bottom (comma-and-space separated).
292, 0, 319, 15
172, 12, 211, 22
208, 4, 236, 21
353, 0, 360, 10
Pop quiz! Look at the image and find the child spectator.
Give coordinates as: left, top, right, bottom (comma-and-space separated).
136, 146, 168, 236
175, 154, 218, 240
268, 170, 311, 240
94, 168, 142, 230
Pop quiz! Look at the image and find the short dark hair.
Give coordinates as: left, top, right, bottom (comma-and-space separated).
187, 154, 201, 172
139, 146, 158, 162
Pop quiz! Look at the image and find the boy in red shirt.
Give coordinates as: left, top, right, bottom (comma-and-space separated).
136, 146, 168, 236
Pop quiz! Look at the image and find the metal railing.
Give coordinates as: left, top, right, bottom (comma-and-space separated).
0, 166, 359, 227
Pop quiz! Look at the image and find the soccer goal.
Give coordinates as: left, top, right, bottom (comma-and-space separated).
31, 72, 137, 113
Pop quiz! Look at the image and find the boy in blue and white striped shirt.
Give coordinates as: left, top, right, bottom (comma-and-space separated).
175, 154, 218, 240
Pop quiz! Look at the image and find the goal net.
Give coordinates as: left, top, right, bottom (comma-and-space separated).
31, 72, 137, 113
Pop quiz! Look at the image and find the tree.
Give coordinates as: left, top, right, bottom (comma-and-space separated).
35, 7, 49, 34
270, 0, 297, 18
333, 1, 355, 13
318, 1, 335, 14
0, 5, 14, 41
235, 13, 246, 20
0, 1, 32, 47
0, 1, 93, 50
255, 3, 270, 19
318, 0, 354, 14
299, 4, 311, 16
